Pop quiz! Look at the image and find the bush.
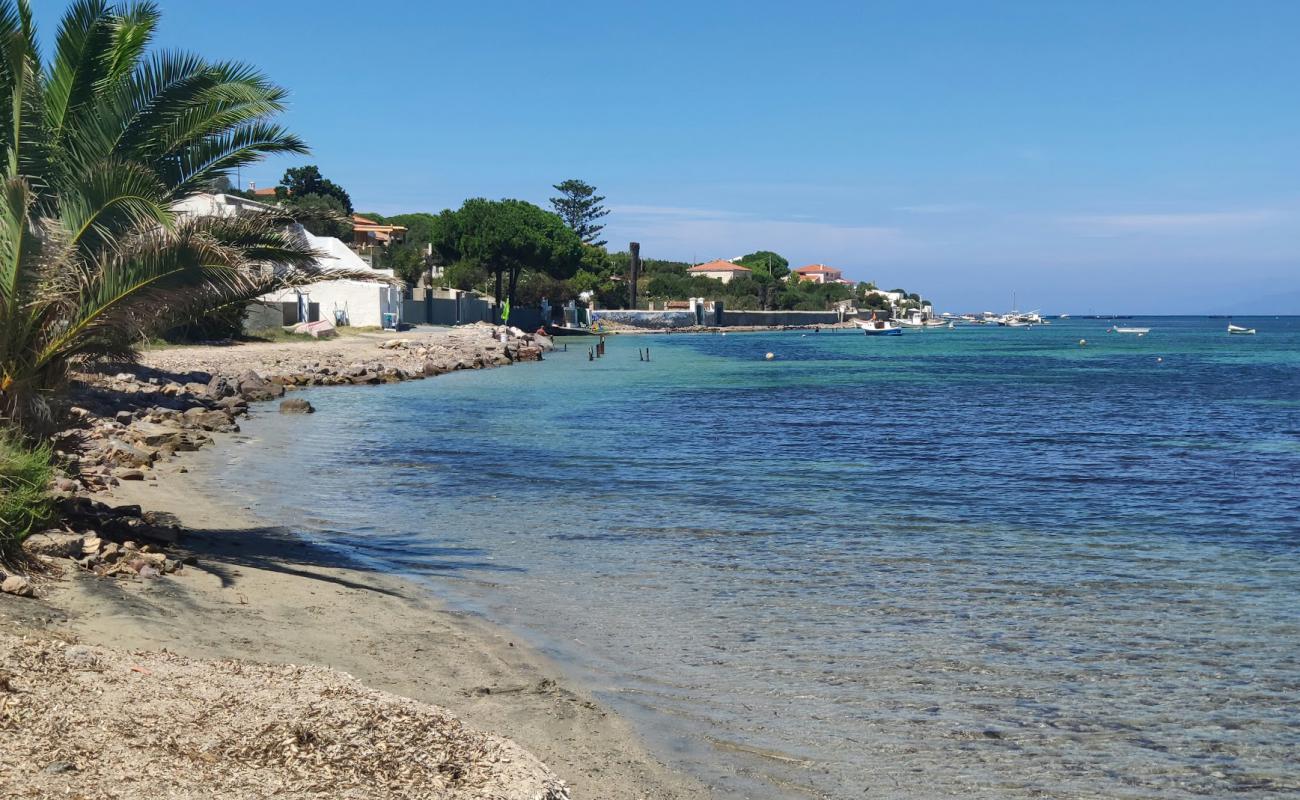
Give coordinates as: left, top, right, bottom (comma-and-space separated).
0, 433, 53, 561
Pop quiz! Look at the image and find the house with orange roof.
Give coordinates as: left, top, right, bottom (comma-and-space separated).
351, 214, 407, 247
686, 259, 753, 284
793, 264, 845, 284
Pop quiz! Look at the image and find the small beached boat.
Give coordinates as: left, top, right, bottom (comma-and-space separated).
1227, 323, 1256, 335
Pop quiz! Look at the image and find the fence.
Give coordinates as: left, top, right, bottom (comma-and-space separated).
402, 295, 497, 326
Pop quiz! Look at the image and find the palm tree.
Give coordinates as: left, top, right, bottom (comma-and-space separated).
0, 0, 380, 432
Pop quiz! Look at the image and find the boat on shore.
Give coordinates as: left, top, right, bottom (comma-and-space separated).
1228, 323, 1256, 335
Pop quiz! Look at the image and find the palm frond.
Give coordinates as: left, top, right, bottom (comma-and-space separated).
56, 157, 169, 254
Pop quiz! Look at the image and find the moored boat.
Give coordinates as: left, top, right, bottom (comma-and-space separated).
854, 317, 902, 336
544, 324, 598, 337
1227, 323, 1256, 335
1111, 326, 1151, 334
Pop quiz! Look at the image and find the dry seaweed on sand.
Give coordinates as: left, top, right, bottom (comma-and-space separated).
0, 629, 569, 799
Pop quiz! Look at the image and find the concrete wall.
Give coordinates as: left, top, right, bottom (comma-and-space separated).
264, 281, 402, 328
720, 310, 842, 327
591, 309, 700, 329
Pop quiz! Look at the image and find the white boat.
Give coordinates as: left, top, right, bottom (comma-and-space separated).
1111, 326, 1151, 334
855, 318, 902, 336
1227, 323, 1256, 335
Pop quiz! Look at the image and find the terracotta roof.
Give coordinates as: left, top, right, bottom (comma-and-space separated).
688, 260, 752, 273
251, 187, 278, 197
794, 264, 841, 274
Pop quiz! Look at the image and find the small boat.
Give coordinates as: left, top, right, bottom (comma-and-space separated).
544, 324, 598, 337
1111, 326, 1151, 334
855, 317, 902, 336
1227, 323, 1256, 335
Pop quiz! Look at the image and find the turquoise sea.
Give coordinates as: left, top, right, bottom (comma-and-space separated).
199, 317, 1299, 799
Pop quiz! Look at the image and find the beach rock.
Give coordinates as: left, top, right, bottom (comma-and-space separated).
279, 398, 315, 414
127, 421, 184, 448
514, 345, 544, 362
22, 531, 85, 559
236, 370, 285, 401
104, 439, 156, 468
114, 410, 135, 425
50, 476, 78, 493
206, 375, 236, 398
1, 575, 34, 598
113, 467, 145, 481
183, 407, 238, 432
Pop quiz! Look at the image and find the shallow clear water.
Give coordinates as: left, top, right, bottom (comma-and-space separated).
200, 318, 1300, 799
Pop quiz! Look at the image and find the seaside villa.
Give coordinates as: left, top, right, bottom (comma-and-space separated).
173, 193, 402, 330
794, 264, 853, 285
687, 260, 753, 284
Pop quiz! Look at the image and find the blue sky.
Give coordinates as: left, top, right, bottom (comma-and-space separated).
36, 1, 1300, 313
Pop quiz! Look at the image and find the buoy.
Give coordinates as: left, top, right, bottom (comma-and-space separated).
765, 352, 775, 360
1079, 339, 1087, 346
1156, 357, 1163, 363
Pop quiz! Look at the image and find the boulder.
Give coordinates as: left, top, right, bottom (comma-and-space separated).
1, 575, 34, 598
206, 375, 236, 398
21, 531, 84, 559
127, 421, 186, 448
104, 439, 157, 468
279, 398, 315, 414
113, 468, 145, 481
182, 407, 238, 432
514, 345, 544, 362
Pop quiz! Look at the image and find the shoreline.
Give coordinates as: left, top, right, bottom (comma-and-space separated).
5, 326, 708, 799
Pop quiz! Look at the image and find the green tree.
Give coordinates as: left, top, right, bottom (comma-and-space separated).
549, 179, 609, 246
284, 192, 352, 239
430, 199, 583, 309
0, 0, 381, 432
443, 260, 489, 292
735, 250, 790, 279
280, 165, 353, 213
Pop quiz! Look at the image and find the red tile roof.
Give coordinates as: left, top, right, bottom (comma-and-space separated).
794, 264, 841, 274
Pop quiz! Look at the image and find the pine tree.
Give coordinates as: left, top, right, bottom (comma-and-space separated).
549, 179, 610, 247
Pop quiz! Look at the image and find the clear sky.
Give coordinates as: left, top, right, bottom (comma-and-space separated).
35, 1, 1300, 313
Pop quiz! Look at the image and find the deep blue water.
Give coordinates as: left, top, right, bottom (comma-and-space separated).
199, 317, 1300, 799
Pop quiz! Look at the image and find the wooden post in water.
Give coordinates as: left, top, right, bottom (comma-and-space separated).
628, 242, 641, 310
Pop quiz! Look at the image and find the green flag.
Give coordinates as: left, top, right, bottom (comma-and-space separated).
501, 297, 511, 324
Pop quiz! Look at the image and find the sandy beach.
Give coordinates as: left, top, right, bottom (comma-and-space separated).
2, 330, 707, 799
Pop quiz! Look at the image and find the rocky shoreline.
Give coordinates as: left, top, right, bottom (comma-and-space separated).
5, 324, 551, 593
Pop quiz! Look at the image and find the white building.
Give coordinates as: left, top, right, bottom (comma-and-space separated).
173, 193, 401, 329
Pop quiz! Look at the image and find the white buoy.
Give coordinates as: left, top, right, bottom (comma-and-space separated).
1079, 339, 1087, 346
765, 352, 775, 360
1157, 357, 1163, 363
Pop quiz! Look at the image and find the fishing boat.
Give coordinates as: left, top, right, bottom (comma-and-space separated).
1227, 323, 1256, 335
1110, 326, 1151, 334
855, 317, 902, 336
